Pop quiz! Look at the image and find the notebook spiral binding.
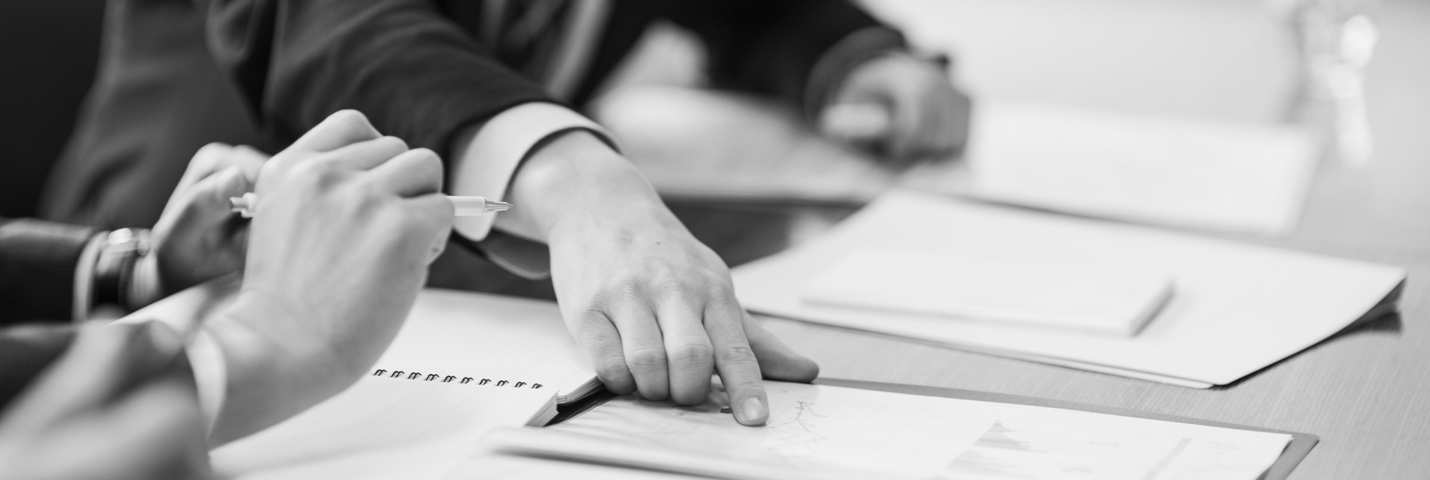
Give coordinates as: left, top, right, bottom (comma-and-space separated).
371, 368, 542, 390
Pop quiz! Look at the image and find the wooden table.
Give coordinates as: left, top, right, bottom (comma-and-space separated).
431, 1, 1430, 477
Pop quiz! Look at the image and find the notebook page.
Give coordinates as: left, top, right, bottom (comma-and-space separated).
373, 289, 598, 403
211, 374, 555, 480
519, 381, 1290, 480
122, 284, 599, 402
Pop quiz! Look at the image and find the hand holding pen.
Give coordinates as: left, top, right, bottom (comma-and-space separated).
230, 192, 511, 218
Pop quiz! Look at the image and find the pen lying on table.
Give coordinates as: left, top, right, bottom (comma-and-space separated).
228, 192, 512, 218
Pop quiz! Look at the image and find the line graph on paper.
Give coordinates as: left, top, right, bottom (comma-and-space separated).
548, 382, 1291, 480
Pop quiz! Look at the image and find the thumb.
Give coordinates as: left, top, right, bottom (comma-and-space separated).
742, 313, 819, 382
183, 166, 251, 227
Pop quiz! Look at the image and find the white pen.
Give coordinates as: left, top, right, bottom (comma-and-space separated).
228, 192, 511, 218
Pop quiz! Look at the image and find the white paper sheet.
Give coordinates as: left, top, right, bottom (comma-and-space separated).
731, 191, 1405, 387
373, 289, 598, 403
502, 381, 1291, 480
596, 86, 1315, 235
211, 374, 556, 480
964, 104, 1317, 236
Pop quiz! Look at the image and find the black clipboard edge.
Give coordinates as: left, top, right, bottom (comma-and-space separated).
815, 378, 1318, 480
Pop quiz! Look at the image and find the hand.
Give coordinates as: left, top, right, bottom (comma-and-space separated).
823, 54, 972, 164
142, 143, 268, 305
499, 132, 819, 426
199, 110, 454, 442
0, 323, 210, 480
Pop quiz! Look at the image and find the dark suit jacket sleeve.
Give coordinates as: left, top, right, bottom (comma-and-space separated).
202, 0, 558, 159
0, 218, 98, 324
647, 0, 907, 114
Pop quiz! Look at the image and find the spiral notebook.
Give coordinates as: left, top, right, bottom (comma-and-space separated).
125, 281, 602, 405
125, 282, 603, 480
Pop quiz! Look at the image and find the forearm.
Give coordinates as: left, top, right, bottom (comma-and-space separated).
202, 294, 357, 446
204, 0, 552, 156
0, 219, 98, 323
494, 131, 671, 243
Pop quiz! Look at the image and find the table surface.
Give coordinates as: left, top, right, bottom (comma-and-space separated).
434, 1, 1430, 478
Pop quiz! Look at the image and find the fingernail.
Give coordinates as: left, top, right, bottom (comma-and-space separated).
739, 396, 768, 425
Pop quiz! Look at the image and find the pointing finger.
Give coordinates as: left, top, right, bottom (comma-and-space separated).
703, 300, 768, 426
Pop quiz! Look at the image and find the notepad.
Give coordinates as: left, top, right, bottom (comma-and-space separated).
122, 284, 603, 479
803, 249, 1174, 336
491, 381, 1297, 480
732, 191, 1406, 387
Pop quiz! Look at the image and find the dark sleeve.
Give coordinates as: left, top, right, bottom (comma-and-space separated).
202, 0, 558, 158
0, 324, 77, 410
646, 0, 907, 113
0, 218, 98, 325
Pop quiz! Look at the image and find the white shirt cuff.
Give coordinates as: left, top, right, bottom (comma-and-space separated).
449, 102, 616, 241
185, 329, 227, 435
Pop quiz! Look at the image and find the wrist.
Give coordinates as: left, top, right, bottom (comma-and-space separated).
203, 291, 349, 442
505, 131, 668, 241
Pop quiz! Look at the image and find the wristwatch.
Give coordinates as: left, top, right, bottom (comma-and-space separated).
92, 228, 152, 312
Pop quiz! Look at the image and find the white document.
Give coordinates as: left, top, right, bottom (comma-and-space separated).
804, 249, 1174, 337
965, 104, 1317, 236
732, 191, 1405, 387
596, 86, 1315, 235
495, 381, 1292, 480
211, 374, 556, 480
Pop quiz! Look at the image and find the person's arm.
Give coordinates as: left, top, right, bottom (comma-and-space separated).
202, 0, 819, 426
194, 111, 454, 444
654, 0, 970, 162
648, 0, 904, 115
0, 219, 99, 323
1, 144, 264, 325
0, 321, 210, 480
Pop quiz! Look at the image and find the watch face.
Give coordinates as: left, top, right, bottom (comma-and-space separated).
106, 228, 152, 255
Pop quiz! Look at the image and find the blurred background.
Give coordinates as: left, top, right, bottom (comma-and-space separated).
3, 0, 1426, 245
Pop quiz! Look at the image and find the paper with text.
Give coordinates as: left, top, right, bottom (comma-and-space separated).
514, 382, 1290, 480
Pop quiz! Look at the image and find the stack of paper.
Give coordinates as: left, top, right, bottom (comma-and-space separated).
731, 191, 1405, 387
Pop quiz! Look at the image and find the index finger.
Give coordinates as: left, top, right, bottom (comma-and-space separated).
288, 110, 383, 153
702, 300, 768, 426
